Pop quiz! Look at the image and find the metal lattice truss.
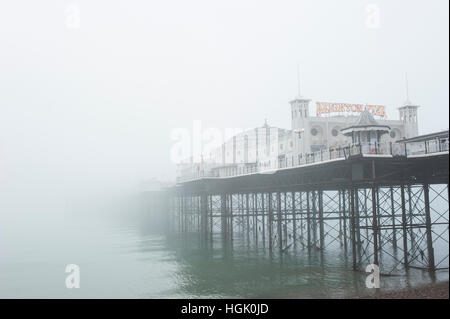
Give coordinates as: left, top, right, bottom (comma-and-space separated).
170, 183, 449, 275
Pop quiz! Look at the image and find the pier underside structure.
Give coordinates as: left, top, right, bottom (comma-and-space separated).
168, 154, 449, 275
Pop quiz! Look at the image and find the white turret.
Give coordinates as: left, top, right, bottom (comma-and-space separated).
398, 73, 419, 138
290, 67, 311, 156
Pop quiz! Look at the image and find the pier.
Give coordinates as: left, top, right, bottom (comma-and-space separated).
166, 139, 449, 275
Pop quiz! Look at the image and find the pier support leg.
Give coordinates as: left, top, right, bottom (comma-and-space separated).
277, 192, 283, 251
423, 183, 436, 272
371, 186, 379, 266
312, 191, 318, 248
209, 195, 213, 241
350, 188, 357, 270
318, 190, 325, 250
407, 185, 416, 251
306, 191, 311, 250
246, 193, 250, 244
201, 193, 208, 240
390, 186, 397, 249
268, 192, 274, 253
343, 190, 348, 253
262, 193, 266, 248
355, 189, 361, 260
292, 191, 297, 249
229, 194, 234, 243
401, 185, 409, 268
221, 194, 228, 241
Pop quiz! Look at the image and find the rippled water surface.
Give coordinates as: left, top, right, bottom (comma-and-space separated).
0, 214, 447, 298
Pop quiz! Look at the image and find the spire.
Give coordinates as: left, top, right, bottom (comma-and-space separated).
296, 64, 301, 98
400, 72, 420, 109
404, 72, 412, 105
291, 64, 310, 103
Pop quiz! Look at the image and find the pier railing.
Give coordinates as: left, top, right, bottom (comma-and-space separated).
176, 138, 449, 183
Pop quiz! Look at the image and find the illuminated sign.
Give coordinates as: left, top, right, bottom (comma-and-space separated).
316, 102, 387, 118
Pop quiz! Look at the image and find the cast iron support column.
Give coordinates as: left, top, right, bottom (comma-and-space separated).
246, 193, 250, 244
318, 189, 325, 250
277, 192, 283, 251
350, 188, 357, 270
229, 194, 234, 242
423, 183, 436, 272
201, 193, 208, 240
209, 195, 213, 241
371, 185, 379, 266
390, 186, 397, 249
343, 190, 348, 253
400, 184, 409, 268
268, 192, 273, 252
355, 189, 361, 259
407, 185, 415, 251
306, 191, 311, 250
262, 193, 266, 247
221, 194, 228, 240
292, 191, 297, 249
312, 191, 318, 248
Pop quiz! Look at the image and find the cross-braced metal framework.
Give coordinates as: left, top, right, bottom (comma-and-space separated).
166, 155, 449, 275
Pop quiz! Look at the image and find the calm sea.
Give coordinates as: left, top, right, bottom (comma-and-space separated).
0, 212, 447, 298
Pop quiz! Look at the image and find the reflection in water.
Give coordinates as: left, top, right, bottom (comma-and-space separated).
0, 214, 447, 298
156, 230, 447, 298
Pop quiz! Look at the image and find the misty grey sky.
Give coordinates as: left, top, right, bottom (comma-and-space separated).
0, 0, 448, 188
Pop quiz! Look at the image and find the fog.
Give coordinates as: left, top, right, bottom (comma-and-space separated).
1, 0, 448, 186
0, 1, 448, 213
0, 1, 448, 297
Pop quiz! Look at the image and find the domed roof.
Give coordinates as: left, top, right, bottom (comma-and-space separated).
355, 110, 379, 126
341, 110, 390, 136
